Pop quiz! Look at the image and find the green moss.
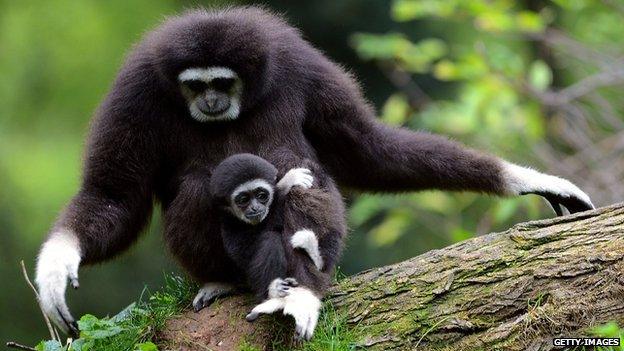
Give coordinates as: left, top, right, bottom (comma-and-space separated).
238, 340, 261, 351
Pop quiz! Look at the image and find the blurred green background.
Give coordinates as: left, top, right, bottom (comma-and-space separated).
1, 0, 622, 346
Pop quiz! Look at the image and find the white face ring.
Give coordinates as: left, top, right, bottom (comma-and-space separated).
178, 66, 243, 122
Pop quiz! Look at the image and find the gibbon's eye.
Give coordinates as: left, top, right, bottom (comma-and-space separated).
255, 188, 269, 203
183, 79, 208, 93
234, 193, 250, 207
211, 78, 235, 92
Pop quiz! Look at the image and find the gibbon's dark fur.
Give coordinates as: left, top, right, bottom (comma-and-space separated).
47, 6, 591, 316
210, 154, 340, 299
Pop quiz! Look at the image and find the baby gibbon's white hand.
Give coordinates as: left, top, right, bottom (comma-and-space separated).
277, 168, 314, 194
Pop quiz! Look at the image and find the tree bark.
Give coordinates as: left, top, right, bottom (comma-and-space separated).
160, 203, 624, 351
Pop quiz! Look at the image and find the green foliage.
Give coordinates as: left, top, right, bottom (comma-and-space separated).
351, 33, 447, 73
390, 0, 549, 33
34, 274, 197, 351
591, 322, 624, 351
344, 0, 622, 265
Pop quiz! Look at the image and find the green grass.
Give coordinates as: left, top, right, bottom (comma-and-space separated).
293, 303, 358, 351
33, 273, 360, 351
587, 322, 624, 351
34, 274, 198, 351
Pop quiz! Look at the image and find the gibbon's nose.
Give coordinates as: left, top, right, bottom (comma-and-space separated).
197, 95, 230, 115
247, 206, 262, 215
205, 96, 217, 109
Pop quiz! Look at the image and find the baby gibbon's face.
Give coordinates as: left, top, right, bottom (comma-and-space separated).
230, 179, 274, 225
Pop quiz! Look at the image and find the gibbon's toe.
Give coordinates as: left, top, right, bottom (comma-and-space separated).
192, 282, 234, 312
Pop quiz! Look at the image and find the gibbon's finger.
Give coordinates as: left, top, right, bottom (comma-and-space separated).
68, 269, 80, 290
541, 193, 564, 216
246, 298, 285, 322
532, 191, 594, 216
283, 277, 299, 287
290, 306, 317, 341
305, 311, 319, 341
294, 318, 307, 341
38, 283, 77, 337
296, 169, 314, 188
69, 277, 80, 290
288, 307, 309, 341
559, 194, 595, 214
55, 305, 79, 338
268, 278, 292, 299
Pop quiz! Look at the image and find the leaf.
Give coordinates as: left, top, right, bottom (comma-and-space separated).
551, 0, 590, 10
351, 33, 411, 60
68, 339, 88, 351
391, 0, 456, 21
516, 11, 546, 33
77, 314, 124, 340
35, 340, 64, 351
592, 321, 622, 338
381, 94, 409, 125
411, 192, 454, 214
349, 195, 395, 227
401, 38, 448, 72
493, 199, 520, 224
433, 60, 457, 80
528, 60, 553, 92
474, 12, 515, 32
368, 209, 412, 247
135, 342, 159, 351
451, 228, 473, 243
111, 302, 136, 323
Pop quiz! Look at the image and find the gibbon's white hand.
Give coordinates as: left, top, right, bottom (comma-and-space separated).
277, 168, 314, 194
35, 229, 81, 337
503, 162, 594, 215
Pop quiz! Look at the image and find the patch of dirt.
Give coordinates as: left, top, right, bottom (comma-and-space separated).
158, 295, 295, 351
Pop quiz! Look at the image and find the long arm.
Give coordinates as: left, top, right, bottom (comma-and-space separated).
248, 231, 288, 299
303, 68, 593, 214
35, 81, 160, 335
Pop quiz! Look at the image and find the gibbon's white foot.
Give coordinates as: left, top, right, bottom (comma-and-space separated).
291, 229, 324, 271
192, 282, 235, 312
277, 168, 314, 194
35, 229, 81, 337
283, 287, 321, 341
502, 162, 594, 215
246, 279, 321, 341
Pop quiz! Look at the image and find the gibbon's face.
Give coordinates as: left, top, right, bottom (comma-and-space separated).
229, 179, 274, 225
178, 67, 243, 122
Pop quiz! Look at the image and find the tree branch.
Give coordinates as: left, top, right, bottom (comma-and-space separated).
160, 203, 624, 351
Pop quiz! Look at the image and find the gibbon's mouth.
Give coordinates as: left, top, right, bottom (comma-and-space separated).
245, 212, 266, 223
197, 100, 231, 116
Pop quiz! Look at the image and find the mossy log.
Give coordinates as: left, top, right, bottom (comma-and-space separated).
160, 203, 624, 351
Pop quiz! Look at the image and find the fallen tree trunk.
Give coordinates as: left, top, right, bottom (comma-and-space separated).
160, 203, 624, 350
